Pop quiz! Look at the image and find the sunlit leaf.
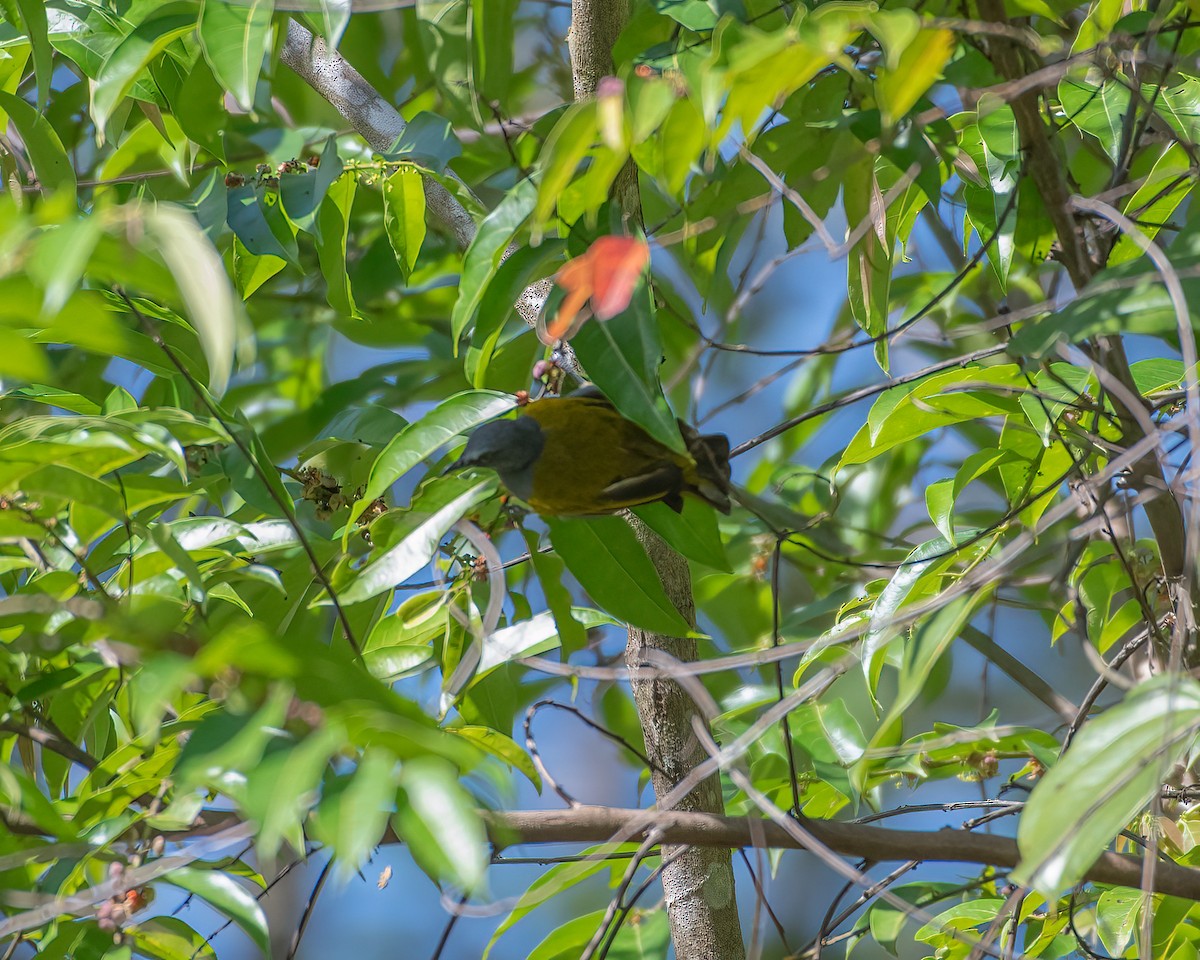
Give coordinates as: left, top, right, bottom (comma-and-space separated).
90, 3, 197, 136
1015, 676, 1200, 896
348, 390, 515, 528
198, 0, 273, 111
382, 166, 427, 278
546, 515, 693, 636
0, 90, 75, 194
876, 29, 953, 127
451, 178, 538, 346
395, 757, 488, 889
334, 479, 494, 605
163, 868, 269, 955
143, 204, 245, 396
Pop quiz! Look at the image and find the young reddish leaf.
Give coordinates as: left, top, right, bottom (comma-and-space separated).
543, 235, 649, 342
589, 235, 650, 320
543, 255, 595, 343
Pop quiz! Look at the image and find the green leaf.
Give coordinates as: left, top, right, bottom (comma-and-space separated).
362, 592, 444, 681
841, 365, 1022, 466
15, 463, 126, 520
309, 0, 352, 49
1058, 78, 1131, 164
13, 0, 51, 112
711, 21, 836, 145
451, 178, 538, 347
532, 103, 598, 237
876, 29, 954, 127
1109, 143, 1192, 266
143, 204, 243, 397
925, 480, 955, 545
0, 329, 49, 382
476, 610, 561, 676
1131, 357, 1185, 396
130, 917, 217, 960
244, 725, 341, 861
528, 908, 670, 959
894, 591, 988, 720
26, 214, 103, 316
151, 55, 228, 160
974, 100, 1021, 289
861, 590, 991, 774
175, 687, 292, 794
1095, 887, 1141, 957
844, 155, 893, 362
315, 173, 359, 317
279, 135, 344, 240
866, 8, 921, 68
0, 91, 75, 195
791, 698, 866, 801
326, 746, 397, 875
382, 166, 427, 278
91, 3, 197, 136
658, 0, 720, 31
198, 0, 273, 111
227, 185, 298, 264
632, 498, 730, 571
466, 239, 566, 387
6, 384, 101, 416
862, 536, 954, 696
546, 515, 693, 636
915, 900, 1006, 944
233, 236, 285, 299
395, 757, 488, 889
1155, 76, 1200, 145
349, 389, 515, 527
335, 479, 495, 605
386, 112, 462, 168
868, 883, 961, 956
470, 0, 515, 104
163, 868, 269, 955
474, 607, 611, 680
522, 527, 587, 655
1010, 226, 1200, 357
639, 97, 705, 196
449, 725, 541, 790
1015, 676, 1200, 896
485, 844, 642, 957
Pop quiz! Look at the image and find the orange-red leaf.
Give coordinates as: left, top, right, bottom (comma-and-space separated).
589, 235, 650, 320
544, 256, 595, 343
543, 235, 650, 344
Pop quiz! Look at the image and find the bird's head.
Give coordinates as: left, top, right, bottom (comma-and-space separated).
448, 416, 545, 500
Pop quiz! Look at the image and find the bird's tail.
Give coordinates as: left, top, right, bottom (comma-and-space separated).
679, 422, 733, 514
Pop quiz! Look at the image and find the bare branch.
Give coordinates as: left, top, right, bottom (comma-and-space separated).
482, 806, 1200, 901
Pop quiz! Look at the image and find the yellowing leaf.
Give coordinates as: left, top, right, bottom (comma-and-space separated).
876, 29, 955, 128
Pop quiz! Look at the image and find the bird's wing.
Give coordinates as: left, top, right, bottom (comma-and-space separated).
598, 463, 685, 511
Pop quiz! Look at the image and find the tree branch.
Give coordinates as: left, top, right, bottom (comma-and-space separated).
57, 804, 1199, 904
279, 18, 552, 342
567, 2, 744, 957
484, 805, 1200, 901
977, 0, 1189, 583
278, 18, 477, 248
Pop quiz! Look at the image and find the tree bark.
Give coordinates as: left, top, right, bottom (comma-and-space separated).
568, 3, 746, 957
479, 805, 1200, 902
976, 0, 1188, 587
281, 9, 746, 955
624, 525, 747, 960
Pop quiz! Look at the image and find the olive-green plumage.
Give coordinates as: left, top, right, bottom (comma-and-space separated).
450, 393, 731, 516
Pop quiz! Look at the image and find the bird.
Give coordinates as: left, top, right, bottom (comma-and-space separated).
448, 389, 732, 516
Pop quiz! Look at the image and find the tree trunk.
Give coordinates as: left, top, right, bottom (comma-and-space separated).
569, 3, 746, 957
